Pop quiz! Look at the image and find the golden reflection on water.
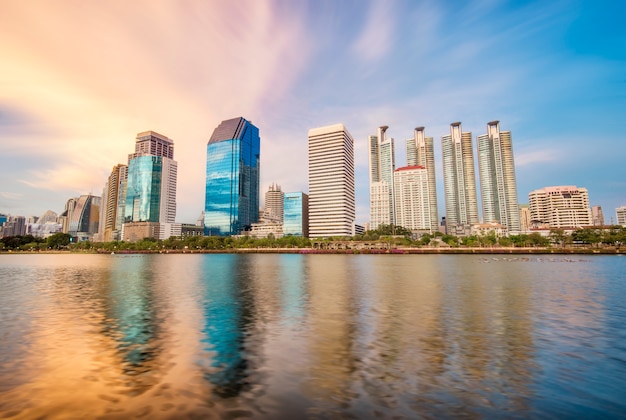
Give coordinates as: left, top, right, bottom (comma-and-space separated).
0, 254, 624, 418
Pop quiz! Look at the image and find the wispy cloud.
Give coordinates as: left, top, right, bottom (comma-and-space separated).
351, 0, 395, 62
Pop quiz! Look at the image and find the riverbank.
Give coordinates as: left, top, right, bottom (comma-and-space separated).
2, 247, 623, 255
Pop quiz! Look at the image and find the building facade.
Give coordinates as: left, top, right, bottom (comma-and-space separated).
308, 123, 355, 238
528, 186, 592, 228
616, 206, 626, 227
265, 183, 284, 223
68, 194, 101, 241
102, 164, 127, 241
476, 121, 520, 233
124, 131, 177, 224
204, 117, 260, 236
393, 166, 432, 232
441, 122, 479, 236
283, 192, 309, 237
591, 205, 604, 226
368, 126, 395, 229
406, 127, 438, 233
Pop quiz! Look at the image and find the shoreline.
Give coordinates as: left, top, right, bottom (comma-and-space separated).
1, 247, 623, 255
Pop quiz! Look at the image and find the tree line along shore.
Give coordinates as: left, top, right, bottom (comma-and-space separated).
1, 225, 625, 255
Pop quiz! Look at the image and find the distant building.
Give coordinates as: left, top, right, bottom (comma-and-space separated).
0, 215, 26, 237
591, 205, 604, 226
102, 164, 128, 241
369, 125, 395, 229
265, 183, 284, 223
519, 204, 531, 233
249, 222, 284, 239
308, 123, 355, 238
441, 122, 479, 236
68, 194, 101, 241
528, 186, 592, 228
471, 222, 507, 237
476, 121, 520, 233
393, 166, 432, 232
406, 127, 438, 233
204, 117, 260, 236
283, 192, 309, 237
616, 206, 626, 227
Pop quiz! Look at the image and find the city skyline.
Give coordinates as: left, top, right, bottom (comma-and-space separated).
2, 1, 625, 224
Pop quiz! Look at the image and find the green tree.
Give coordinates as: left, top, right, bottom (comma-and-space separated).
47, 233, 71, 249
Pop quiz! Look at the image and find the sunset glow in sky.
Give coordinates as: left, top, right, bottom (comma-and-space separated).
2, 1, 625, 224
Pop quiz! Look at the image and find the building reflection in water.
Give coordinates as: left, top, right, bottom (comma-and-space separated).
100, 255, 167, 393
199, 254, 256, 398
304, 255, 359, 414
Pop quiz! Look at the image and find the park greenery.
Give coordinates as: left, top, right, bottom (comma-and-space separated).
1, 225, 625, 252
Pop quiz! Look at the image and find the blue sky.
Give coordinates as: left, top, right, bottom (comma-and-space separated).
1, 0, 625, 225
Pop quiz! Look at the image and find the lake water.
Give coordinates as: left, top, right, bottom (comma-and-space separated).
1, 253, 625, 419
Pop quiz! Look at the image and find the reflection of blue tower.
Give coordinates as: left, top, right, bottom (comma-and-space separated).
200, 254, 253, 397
103, 256, 160, 374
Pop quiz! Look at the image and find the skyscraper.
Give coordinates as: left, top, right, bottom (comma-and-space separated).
406, 127, 438, 233
265, 183, 284, 223
308, 123, 355, 238
69, 194, 101, 241
476, 121, 520, 233
283, 192, 309, 237
102, 164, 127, 241
441, 122, 479, 236
125, 131, 177, 224
368, 126, 395, 229
393, 166, 432, 231
204, 117, 260, 236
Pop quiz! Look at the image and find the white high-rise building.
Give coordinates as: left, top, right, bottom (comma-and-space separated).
476, 121, 520, 234
308, 123, 355, 238
265, 183, 284, 223
528, 186, 592, 228
406, 127, 438, 233
393, 166, 432, 232
615, 206, 626, 227
441, 122, 479, 236
368, 126, 395, 229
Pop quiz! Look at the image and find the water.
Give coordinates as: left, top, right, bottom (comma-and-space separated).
1, 253, 625, 419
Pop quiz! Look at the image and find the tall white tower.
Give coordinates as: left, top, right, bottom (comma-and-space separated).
406, 127, 438, 233
476, 121, 520, 233
368, 126, 395, 229
441, 122, 478, 236
308, 123, 355, 238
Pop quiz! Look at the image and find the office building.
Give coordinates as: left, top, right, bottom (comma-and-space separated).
368, 126, 395, 229
441, 122, 479, 236
406, 127, 439, 233
476, 121, 520, 233
0, 215, 26, 238
204, 117, 260, 236
308, 123, 355, 238
393, 166, 432, 232
102, 164, 127, 242
591, 205, 604, 226
528, 186, 592, 228
616, 206, 626, 227
69, 194, 101, 241
284, 192, 309, 237
265, 183, 284, 223
519, 204, 531, 233
124, 131, 177, 228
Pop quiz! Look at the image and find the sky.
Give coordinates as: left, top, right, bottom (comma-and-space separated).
1, 0, 625, 226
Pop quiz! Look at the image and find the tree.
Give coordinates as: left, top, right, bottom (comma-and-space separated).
47, 233, 71, 249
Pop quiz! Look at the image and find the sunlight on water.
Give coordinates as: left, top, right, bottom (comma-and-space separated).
0, 254, 625, 418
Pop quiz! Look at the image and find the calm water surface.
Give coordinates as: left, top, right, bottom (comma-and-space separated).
0, 254, 625, 418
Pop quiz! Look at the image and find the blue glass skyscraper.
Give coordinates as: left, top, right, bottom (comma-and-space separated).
204, 117, 260, 236
283, 192, 309, 237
